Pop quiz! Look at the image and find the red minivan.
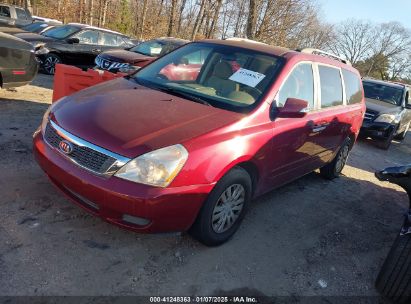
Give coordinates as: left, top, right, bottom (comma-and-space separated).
33, 39, 365, 246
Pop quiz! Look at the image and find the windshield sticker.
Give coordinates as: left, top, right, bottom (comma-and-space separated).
229, 68, 266, 88
151, 47, 162, 55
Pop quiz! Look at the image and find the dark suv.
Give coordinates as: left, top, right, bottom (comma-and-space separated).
360, 79, 411, 149
15, 23, 134, 74
0, 3, 32, 27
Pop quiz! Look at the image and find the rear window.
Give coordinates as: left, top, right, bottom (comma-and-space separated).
15, 8, 28, 20
342, 69, 363, 104
0, 6, 10, 18
319, 65, 343, 108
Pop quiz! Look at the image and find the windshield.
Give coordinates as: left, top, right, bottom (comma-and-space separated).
23, 22, 47, 32
363, 81, 403, 105
43, 25, 79, 39
133, 42, 283, 113
130, 40, 166, 57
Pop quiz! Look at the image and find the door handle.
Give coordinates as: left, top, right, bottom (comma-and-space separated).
92, 48, 101, 53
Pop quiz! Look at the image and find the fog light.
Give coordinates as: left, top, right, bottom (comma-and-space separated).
122, 214, 151, 226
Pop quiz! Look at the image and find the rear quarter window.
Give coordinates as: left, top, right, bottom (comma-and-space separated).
342, 69, 363, 104
319, 65, 343, 108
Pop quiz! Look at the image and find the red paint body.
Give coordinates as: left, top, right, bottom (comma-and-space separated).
33, 40, 365, 233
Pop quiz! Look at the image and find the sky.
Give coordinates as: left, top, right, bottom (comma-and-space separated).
318, 0, 411, 29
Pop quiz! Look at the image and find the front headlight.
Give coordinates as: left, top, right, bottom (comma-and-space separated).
35, 47, 50, 55
41, 101, 60, 134
115, 144, 189, 187
374, 114, 397, 123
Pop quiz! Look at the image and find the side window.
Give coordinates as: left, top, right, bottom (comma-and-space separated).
76, 30, 99, 44
99, 32, 119, 46
0, 6, 11, 18
15, 8, 28, 20
278, 63, 314, 109
342, 69, 362, 104
319, 65, 343, 108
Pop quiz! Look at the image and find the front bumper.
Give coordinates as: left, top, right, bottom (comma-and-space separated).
33, 130, 213, 233
360, 121, 396, 140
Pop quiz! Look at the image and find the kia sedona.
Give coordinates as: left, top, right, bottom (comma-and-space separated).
360, 78, 411, 149
33, 39, 364, 246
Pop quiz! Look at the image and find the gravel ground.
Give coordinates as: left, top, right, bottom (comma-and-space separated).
0, 75, 410, 301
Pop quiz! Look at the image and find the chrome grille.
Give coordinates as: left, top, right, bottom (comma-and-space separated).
95, 56, 129, 71
44, 121, 130, 176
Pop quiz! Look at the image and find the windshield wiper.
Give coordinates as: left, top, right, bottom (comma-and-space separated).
155, 85, 212, 107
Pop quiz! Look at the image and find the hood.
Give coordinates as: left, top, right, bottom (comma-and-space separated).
50, 78, 244, 158
14, 32, 55, 43
99, 49, 154, 65
365, 98, 402, 114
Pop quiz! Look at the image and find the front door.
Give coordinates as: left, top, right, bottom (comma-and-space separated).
67, 30, 101, 66
267, 62, 326, 188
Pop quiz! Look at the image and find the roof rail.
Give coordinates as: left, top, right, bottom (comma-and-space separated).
225, 37, 267, 45
299, 48, 351, 66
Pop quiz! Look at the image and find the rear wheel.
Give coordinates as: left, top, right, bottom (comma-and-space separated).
320, 138, 351, 179
189, 167, 252, 246
375, 233, 411, 303
42, 54, 61, 75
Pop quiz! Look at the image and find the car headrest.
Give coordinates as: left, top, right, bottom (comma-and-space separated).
212, 61, 233, 79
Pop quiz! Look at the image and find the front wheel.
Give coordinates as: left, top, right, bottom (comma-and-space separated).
189, 167, 252, 246
395, 122, 410, 141
378, 125, 398, 150
320, 138, 351, 179
42, 53, 61, 75
376, 233, 411, 303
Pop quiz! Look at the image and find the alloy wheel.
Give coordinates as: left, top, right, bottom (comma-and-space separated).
43, 56, 60, 75
211, 184, 245, 234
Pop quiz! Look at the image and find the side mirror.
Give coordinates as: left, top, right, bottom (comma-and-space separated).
66, 37, 79, 44
406, 102, 411, 109
271, 98, 309, 119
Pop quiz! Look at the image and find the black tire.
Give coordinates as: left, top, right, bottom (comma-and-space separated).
189, 167, 252, 246
375, 233, 411, 303
42, 53, 61, 75
395, 122, 410, 141
320, 137, 351, 180
378, 126, 398, 150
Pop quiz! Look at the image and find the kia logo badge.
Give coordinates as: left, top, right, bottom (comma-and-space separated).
59, 140, 73, 155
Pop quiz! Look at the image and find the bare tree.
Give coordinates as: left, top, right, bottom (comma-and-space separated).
246, 0, 257, 39
139, 0, 148, 39
167, 0, 177, 36
191, 0, 206, 40
328, 20, 376, 64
